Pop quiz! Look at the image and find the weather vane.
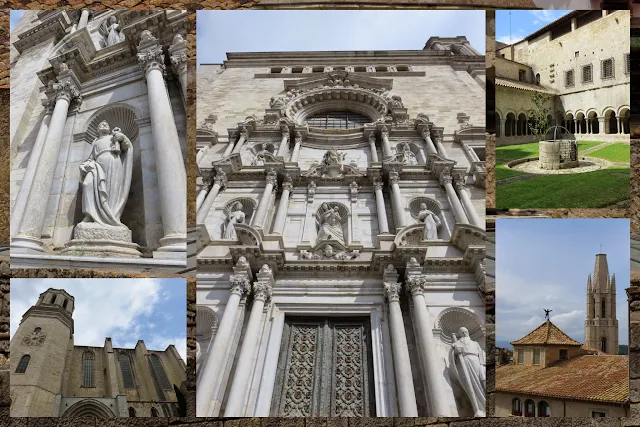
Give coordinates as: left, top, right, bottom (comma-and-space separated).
544, 308, 552, 320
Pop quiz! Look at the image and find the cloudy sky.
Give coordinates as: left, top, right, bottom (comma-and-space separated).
496, 218, 629, 347
496, 10, 572, 45
11, 278, 187, 361
197, 10, 485, 67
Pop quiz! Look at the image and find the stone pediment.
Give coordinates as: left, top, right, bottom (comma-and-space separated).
283, 70, 393, 92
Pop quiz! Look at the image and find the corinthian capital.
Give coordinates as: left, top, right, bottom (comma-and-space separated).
373, 177, 384, 192
170, 51, 187, 76
137, 31, 165, 74
253, 282, 273, 302
439, 169, 453, 186
389, 169, 400, 185
454, 176, 467, 193
384, 282, 402, 303
406, 275, 426, 296
213, 168, 227, 187
230, 275, 251, 296
52, 78, 81, 104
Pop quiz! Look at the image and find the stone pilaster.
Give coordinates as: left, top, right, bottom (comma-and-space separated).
196, 169, 226, 225
373, 177, 389, 234
440, 170, 468, 225
389, 169, 406, 229
168, 33, 188, 108
272, 175, 293, 235
251, 168, 278, 229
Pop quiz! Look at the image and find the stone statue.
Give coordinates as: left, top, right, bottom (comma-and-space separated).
100, 16, 125, 47
417, 203, 441, 240
317, 204, 344, 244
449, 327, 486, 417
79, 121, 133, 227
269, 96, 287, 109
401, 143, 418, 165
322, 149, 345, 167
223, 202, 245, 240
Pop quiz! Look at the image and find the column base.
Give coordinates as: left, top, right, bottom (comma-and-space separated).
11, 235, 45, 254
154, 234, 187, 258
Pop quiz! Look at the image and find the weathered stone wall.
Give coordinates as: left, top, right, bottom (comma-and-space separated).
494, 391, 628, 418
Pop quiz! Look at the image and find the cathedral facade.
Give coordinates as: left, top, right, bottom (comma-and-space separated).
10, 288, 187, 417
195, 36, 487, 417
9, 11, 188, 272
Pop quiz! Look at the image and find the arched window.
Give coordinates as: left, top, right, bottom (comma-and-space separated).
601, 301, 606, 318
150, 354, 171, 390
83, 351, 94, 387
524, 399, 536, 417
34, 327, 41, 334
601, 337, 607, 352
62, 299, 68, 310
150, 407, 159, 417
306, 111, 370, 129
512, 398, 522, 416
536, 73, 540, 85
119, 354, 135, 388
50, 295, 56, 304
128, 407, 136, 417
15, 355, 31, 373
538, 400, 550, 417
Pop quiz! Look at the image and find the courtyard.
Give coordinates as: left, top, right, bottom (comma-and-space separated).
496, 141, 630, 208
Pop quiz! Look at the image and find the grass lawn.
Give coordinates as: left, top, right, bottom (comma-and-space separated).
585, 143, 630, 163
495, 141, 608, 181
496, 167, 630, 208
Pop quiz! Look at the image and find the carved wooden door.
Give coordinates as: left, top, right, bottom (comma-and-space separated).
270, 317, 376, 417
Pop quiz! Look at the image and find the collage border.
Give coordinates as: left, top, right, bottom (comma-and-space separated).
0, 4, 638, 426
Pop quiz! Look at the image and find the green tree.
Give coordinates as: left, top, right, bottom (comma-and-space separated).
527, 91, 552, 141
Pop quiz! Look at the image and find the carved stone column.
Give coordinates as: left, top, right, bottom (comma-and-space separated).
232, 127, 249, 154
440, 170, 468, 225
196, 271, 250, 416
225, 267, 274, 416
368, 133, 379, 162
196, 182, 210, 212
454, 178, 482, 228
383, 270, 419, 416
77, 10, 90, 29
290, 131, 302, 162
389, 170, 406, 229
137, 31, 187, 255
420, 128, 438, 155
168, 34, 188, 108
617, 116, 622, 134
406, 273, 450, 416
373, 177, 389, 234
276, 129, 289, 157
598, 117, 606, 135
432, 128, 448, 158
196, 169, 226, 225
12, 66, 81, 252
11, 99, 54, 238
272, 175, 293, 234
349, 182, 360, 245
251, 169, 278, 229
381, 127, 393, 158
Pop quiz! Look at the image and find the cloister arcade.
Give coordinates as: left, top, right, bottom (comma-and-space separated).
496, 106, 630, 139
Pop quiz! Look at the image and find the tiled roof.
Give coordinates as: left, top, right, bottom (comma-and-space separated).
510, 320, 582, 346
496, 355, 628, 404
495, 77, 556, 95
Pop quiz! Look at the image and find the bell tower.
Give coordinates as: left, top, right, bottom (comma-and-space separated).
584, 254, 618, 354
10, 288, 75, 417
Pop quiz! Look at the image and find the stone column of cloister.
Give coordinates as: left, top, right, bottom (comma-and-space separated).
196, 39, 486, 417
10, 11, 188, 271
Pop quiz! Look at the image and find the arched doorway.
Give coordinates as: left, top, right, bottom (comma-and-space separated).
62, 399, 115, 418
587, 111, 599, 134
576, 112, 586, 135
565, 113, 575, 134
605, 110, 617, 134
505, 113, 516, 137
517, 113, 527, 136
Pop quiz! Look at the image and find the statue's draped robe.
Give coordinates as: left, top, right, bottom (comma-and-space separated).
81, 133, 132, 227
223, 210, 245, 240
450, 337, 486, 415
317, 211, 344, 244
107, 24, 121, 46
418, 210, 440, 240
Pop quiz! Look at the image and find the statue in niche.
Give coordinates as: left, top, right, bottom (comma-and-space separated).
223, 202, 245, 240
79, 121, 133, 228
417, 203, 441, 240
100, 16, 125, 47
449, 327, 486, 417
401, 142, 418, 165
317, 203, 344, 244
253, 149, 268, 166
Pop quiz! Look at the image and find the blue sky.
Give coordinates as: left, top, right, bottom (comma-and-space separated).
10, 10, 25, 32
11, 278, 187, 361
197, 10, 485, 67
496, 10, 572, 45
496, 218, 630, 347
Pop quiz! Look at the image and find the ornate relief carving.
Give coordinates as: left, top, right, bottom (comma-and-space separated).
253, 281, 273, 302
22, 330, 46, 346
230, 275, 251, 295
280, 325, 318, 416
333, 326, 365, 417
383, 282, 402, 303
299, 244, 359, 261
406, 275, 427, 295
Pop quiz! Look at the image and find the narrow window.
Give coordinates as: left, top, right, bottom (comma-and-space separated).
601, 58, 614, 79
517, 349, 524, 364
600, 337, 607, 352
592, 411, 606, 417
83, 351, 94, 387
525, 399, 535, 417
15, 355, 31, 373
533, 349, 541, 365
150, 407, 159, 417
62, 299, 68, 310
512, 398, 522, 416
150, 354, 171, 390
565, 70, 575, 87
625, 53, 630, 75
582, 64, 593, 83
535, 73, 540, 85
128, 407, 136, 417
119, 354, 135, 388
50, 295, 56, 304
538, 401, 550, 417
574, 51, 579, 58
601, 301, 606, 318
518, 69, 527, 82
